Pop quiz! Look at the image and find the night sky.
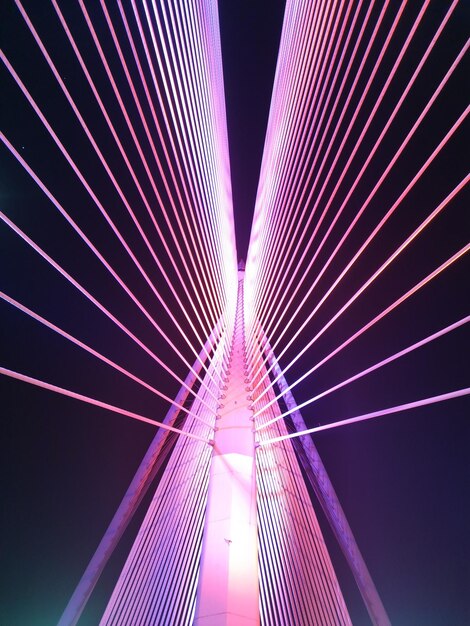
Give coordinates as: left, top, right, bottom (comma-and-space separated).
1, 2, 469, 625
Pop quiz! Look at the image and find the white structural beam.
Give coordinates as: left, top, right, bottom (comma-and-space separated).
194, 270, 260, 626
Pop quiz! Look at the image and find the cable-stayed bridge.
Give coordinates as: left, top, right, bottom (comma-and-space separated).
1, 1, 468, 624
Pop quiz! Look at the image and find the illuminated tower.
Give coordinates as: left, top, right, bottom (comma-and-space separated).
2, 0, 467, 625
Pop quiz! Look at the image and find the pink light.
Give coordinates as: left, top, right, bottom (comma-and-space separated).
0, 131, 223, 398
100, 0, 221, 341
245, 0, 382, 356
260, 388, 470, 447
116, 0, 226, 331
49, 0, 224, 346
254, 0, 460, 370
254, 56, 470, 395
9, 4, 224, 378
261, 315, 470, 430
0, 290, 209, 421
0, 366, 211, 443
0, 210, 217, 413
255, 240, 470, 424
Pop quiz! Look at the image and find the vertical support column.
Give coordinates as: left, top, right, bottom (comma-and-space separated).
194, 270, 259, 626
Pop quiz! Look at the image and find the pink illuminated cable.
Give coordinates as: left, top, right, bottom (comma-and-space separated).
245, 0, 381, 318
0, 290, 213, 423
3, 12, 222, 378
254, 98, 469, 395
0, 132, 221, 395
246, 0, 380, 356
253, 53, 469, 388
128, 0, 234, 330
116, 2, 226, 322
252, 0, 394, 312
255, 99, 470, 388
115, 3, 234, 360
250, 0, 351, 320
0, 367, 211, 443
259, 388, 470, 447
159, 0, 227, 292
252, 1, 459, 360
138, 0, 227, 287
260, 316, 470, 431
254, 241, 470, 422
46, 0, 225, 342
0, 211, 217, 413
99, 2, 222, 338
76, 0, 224, 341
248, 0, 407, 354
255, 169, 469, 402
250, 0, 418, 357
99, 1, 222, 339
246, 0, 351, 332
253, 0, 457, 360
155, 0, 236, 311
114, 0, 233, 324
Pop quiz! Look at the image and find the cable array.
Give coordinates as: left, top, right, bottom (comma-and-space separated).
99, 344, 223, 626
254, 354, 351, 625
1, 0, 237, 430
245, 0, 468, 433
1, 0, 468, 624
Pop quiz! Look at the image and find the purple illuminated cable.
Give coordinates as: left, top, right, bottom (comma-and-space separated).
253, 0, 456, 358
0, 132, 221, 394
246, 0, 346, 328
254, 99, 469, 395
249, 0, 403, 353
99, 0, 222, 338
110, 377, 215, 620
259, 388, 470, 447
247, 3, 373, 356
253, 46, 469, 387
101, 394, 213, 622
131, 0, 234, 331
102, 333, 224, 621
115, 3, 232, 348
9, 6, 223, 365
77, 0, 227, 340
254, 241, 470, 421
260, 316, 469, 431
0, 367, 211, 443
246, 0, 370, 347
47, 0, 225, 340
254, 349, 350, 622
0, 211, 217, 413
0, 291, 214, 423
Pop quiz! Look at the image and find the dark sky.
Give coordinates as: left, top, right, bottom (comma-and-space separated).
1, 1, 469, 625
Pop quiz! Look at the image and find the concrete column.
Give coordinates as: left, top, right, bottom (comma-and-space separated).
194, 271, 259, 626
